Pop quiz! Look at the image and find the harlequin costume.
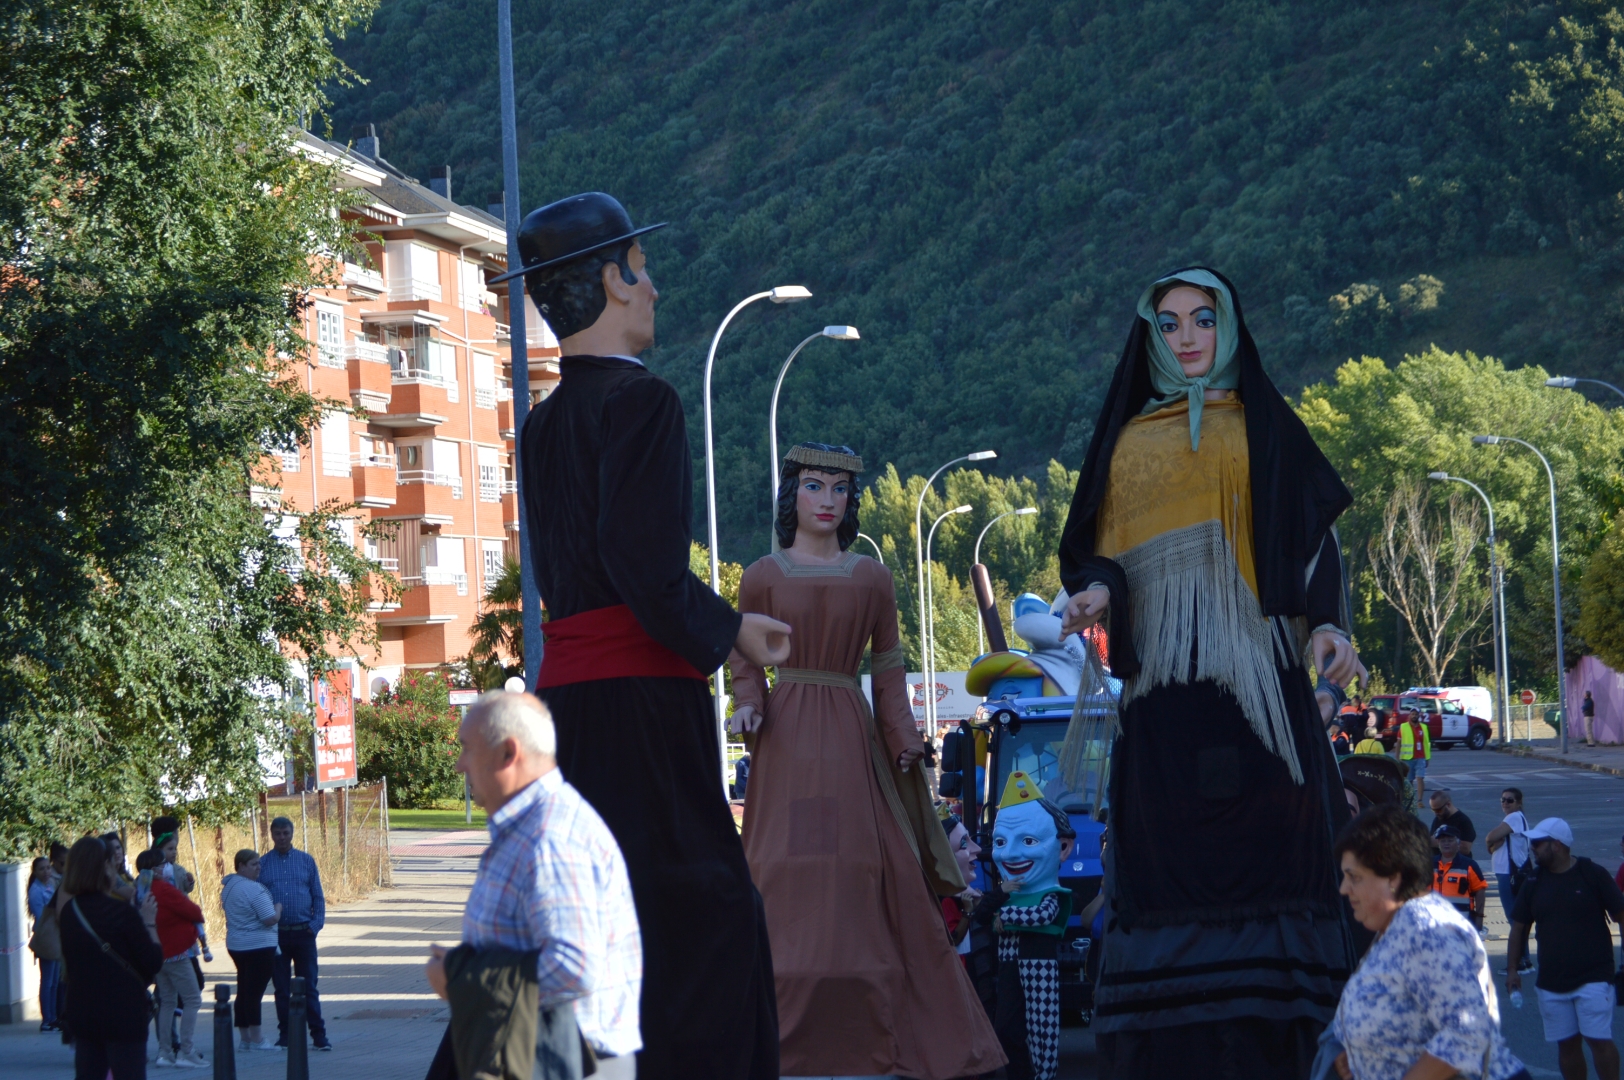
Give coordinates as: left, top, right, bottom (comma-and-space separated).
989, 772, 1072, 1080
1058, 268, 1357, 1077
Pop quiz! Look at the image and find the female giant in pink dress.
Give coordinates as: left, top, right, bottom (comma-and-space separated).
729, 442, 1004, 1079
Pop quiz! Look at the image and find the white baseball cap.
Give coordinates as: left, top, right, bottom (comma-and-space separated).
1525, 817, 1574, 848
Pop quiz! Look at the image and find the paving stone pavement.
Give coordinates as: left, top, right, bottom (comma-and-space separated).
1, 828, 487, 1079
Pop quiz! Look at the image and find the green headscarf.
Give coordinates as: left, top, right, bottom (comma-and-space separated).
1136, 269, 1240, 450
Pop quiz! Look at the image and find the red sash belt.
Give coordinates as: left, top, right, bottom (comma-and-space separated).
538, 604, 706, 688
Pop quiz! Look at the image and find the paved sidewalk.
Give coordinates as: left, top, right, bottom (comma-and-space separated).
2, 828, 487, 1079
1493, 737, 1624, 777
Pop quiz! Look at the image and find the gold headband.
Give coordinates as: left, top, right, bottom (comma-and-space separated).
785, 446, 864, 473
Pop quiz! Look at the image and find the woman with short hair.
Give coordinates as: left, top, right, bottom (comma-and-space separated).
27, 856, 62, 1032
1331, 804, 1529, 1080
221, 848, 282, 1051
58, 836, 164, 1079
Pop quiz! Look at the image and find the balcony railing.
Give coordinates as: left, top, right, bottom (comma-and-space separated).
372, 556, 400, 573
280, 451, 301, 472
317, 346, 346, 369
397, 470, 463, 498
322, 454, 352, 477
388, 341, 460, 402
474, 387, 496, 410
387, 279, 443, 303
479, 478, 517, 502
404, 568, 469, 595
344, 340, 391, 364
351, 450, 396, 469
343, 262, 385, 293
494, 322, 511, 342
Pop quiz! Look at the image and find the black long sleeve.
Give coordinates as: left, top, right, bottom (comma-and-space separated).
1304, 530, 1346, 633
597, 374, 741, 673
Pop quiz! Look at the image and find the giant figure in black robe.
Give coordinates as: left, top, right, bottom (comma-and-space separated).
1057, 268, 1359, 1079
508, 193, 779, 1080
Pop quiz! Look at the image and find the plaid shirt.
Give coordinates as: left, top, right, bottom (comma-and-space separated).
462, 769, 642, 1057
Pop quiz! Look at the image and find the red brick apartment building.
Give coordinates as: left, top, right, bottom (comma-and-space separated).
268, 130, 557, 700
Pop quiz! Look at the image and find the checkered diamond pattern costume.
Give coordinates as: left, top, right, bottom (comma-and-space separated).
1000, 892, 1062, 1080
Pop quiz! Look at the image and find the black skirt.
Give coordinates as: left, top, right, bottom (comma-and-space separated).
540, 675, 778, 1080
1092, 664, 1355, 1080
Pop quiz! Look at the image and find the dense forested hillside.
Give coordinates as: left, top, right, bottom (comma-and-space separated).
328, 0, 1624, 563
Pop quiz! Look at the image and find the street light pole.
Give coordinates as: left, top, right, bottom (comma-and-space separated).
496, 0, 542, 687
915, 452, 996, 735
925, 505, 973, 741
767, 326, 860, 550
1473, 435, 1569, 752
1428, 472, 1510, 744
703, 285, 811, 782
1546, 376, 1624, 404
855, 532, 885, 564
971, 507, 1037, 656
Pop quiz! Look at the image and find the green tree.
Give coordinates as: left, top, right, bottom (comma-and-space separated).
0, 0, 378, 854
355, 671, 462, 809
1579, 512, 1624, 671
465, 558, 523, 690
1297, 348, 1624, 690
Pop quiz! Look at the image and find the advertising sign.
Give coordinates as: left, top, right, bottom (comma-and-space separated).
859, 671, 978, 729
313, 669, 357, 789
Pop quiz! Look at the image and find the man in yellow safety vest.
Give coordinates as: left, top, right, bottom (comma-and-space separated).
1399, 711, 1432, 802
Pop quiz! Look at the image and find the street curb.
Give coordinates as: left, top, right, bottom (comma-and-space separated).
1491, 742, 1624, 778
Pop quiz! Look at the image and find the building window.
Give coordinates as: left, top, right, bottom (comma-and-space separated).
315, 304, 344, 367
482, 541, 506, 591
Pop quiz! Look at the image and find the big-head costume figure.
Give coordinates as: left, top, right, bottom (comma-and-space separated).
507, 192, 790, 1078
989, 771, 1074, 1080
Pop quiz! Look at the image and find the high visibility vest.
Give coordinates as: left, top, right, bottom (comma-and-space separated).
1400, 718, 1431, 760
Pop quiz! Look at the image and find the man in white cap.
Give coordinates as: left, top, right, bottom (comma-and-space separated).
1507, 817, 1624, 1080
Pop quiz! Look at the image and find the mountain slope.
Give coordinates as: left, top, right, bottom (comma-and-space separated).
328, 0, 1624, 559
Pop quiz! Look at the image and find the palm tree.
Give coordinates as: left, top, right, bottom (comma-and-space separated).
464, 558, 523, 689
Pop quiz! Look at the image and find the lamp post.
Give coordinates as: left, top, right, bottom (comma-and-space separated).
924, 505, 973, 740
496, 0, 542, 686
1427, 472, 1510, 744
971, 507, 1037, 656
702, 285, 811, 764
913, 452, 995, 737
768, 326, 860, 549
855, 532, 885, 564
1473, 435, 1569, 752
1546, 375, 1624, 404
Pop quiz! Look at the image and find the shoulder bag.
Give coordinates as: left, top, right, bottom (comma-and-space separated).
68, 898, 157, 1020
28, 899, 61, 961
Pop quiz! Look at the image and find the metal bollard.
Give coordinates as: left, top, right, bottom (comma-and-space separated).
214, 983, 237, 1080
286, 976, 309, 1080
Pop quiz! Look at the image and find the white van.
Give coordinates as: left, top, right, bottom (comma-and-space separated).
1441, 686, 1494, 725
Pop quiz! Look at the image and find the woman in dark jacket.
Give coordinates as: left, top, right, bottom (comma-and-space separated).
58, 835, 163, 1080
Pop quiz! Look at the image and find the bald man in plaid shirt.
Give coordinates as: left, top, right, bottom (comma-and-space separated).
428, 691, 641, 1079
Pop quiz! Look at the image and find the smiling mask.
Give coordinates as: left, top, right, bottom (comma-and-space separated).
991, 771, 1066, 897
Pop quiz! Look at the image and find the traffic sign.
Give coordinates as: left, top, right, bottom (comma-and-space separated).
1519, 689, 1537, 705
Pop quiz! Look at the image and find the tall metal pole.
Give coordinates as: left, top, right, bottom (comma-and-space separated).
768, 327, 859, 551
497, 0, 542, 688
914, 452, 994, 735
924, 506, 971, 742
1474, 436, 1568, 752
1430, 474, 1508, 744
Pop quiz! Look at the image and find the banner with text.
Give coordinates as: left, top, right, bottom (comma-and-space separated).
313, 669, 357, 789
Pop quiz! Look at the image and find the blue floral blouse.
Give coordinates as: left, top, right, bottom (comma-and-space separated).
1335, 893, 1525, 1080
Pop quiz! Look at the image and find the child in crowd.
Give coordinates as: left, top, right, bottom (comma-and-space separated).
1432, 825, 1489, 933
138, 849, 209, 1068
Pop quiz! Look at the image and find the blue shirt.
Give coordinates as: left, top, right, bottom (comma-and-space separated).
27, 880, 54, 922
258, 847, 325, 933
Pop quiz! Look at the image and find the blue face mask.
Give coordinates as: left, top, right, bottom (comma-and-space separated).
992, 801, 1065, 896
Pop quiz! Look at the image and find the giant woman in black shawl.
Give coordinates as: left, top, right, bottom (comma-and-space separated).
1057, 269, 1362, 1078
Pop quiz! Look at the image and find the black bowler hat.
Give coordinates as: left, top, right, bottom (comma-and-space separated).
489, 192, 665, 284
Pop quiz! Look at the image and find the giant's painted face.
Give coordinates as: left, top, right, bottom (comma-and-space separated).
991, 801, 1064, 896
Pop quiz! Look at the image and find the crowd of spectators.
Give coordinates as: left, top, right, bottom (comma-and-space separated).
22, 810, 330, 1077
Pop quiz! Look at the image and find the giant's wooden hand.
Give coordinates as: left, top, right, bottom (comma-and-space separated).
1059, 587, 1110, 637
735, 613, 791, 667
